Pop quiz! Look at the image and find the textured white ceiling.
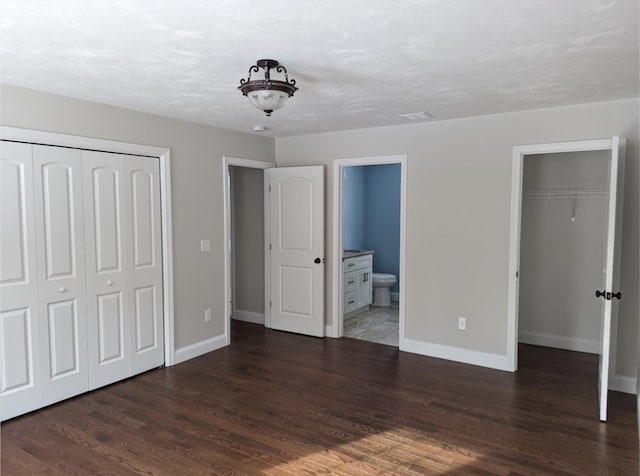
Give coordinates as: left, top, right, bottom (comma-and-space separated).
0, 0, 638, 137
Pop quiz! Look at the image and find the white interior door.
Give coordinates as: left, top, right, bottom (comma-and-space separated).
597, 137, 625, 422
125, 155, 164, 374
83, 151, 131, 389
0, 142, 42, 420
268, 166, 324, 337
33, 144, 89, 405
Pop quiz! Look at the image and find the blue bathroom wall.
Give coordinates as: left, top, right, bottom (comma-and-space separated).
342, 166, 366, 250
363, 164, 401, 293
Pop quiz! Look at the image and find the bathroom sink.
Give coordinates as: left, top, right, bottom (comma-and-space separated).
344, 249, 361, 252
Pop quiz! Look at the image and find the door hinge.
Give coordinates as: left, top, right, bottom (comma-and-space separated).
516, 270, 519, 278
268, 185, 271, 192
269, 243, 272, 250
269, 301, 272, 308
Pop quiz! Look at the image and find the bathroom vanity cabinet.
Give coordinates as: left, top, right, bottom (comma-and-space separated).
343, 252, 373, 316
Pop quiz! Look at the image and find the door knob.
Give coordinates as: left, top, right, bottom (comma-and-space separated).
59, 287, 66, 293
106, 280, 113, 286
314, 257, 321, 264
596, 290, 622, 300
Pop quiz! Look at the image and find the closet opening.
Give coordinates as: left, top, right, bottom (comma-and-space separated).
518, 150, 610, 356
507, 137, 625, 421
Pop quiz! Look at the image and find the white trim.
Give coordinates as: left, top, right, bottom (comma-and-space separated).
401, 339, 511, 371
518, 331, 599, 354
174, 334, 227, 365
609, 375, 637, 395
507, 138, 618, 373
222, 156, 276, 344
0, 126, 176, 367
390, 292, 400, 302
232, 309, 265, 325
332, 155, 407, 341
324, 324, 334, 337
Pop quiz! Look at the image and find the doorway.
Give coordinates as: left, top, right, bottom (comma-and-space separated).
223, 157, 275, 343
507, 137, 626, 421
332, 155, 407, 345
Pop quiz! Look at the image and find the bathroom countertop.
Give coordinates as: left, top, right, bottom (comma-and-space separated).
342, 250, 374, 261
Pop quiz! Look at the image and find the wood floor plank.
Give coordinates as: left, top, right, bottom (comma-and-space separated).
2, 321, 637, 475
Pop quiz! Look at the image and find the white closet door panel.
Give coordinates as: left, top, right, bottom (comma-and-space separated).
125, 156, 164, 374
0, 142, 42, 420
47, 299, 80, 378
82, 151, 131, 390
32, 145, 89, 405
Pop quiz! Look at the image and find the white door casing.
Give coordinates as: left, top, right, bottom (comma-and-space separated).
268, 166, 324, 337
598, 136, 625, 422
32, 144, 90, 405
0, 142, 42, 420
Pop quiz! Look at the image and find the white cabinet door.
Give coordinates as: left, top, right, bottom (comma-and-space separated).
356, 268, 372, 308
125, 156, 164, 374
268, 166, 324, 337
32, 145, 89, 405
82, 151, 131, 390
0, 142, 42, 420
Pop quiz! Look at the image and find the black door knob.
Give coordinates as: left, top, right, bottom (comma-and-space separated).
314, 257, 321, 264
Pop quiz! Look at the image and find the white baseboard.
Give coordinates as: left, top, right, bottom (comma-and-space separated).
609, 374, 637, 395
174, 334, 227, 365
519, 330, 599, 354
400, 338, 510, 371
232, 309, 265, 325
390, 292, 400, 302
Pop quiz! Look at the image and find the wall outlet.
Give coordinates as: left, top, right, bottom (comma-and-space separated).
200, 239, 211, 252
204, 309, 212, 323
457, 317, 466, 331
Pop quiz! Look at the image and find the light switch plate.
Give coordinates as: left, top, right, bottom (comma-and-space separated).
200, 239, 211, 252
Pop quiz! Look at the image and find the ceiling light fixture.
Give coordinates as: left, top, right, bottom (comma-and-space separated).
239, 59, 298, 116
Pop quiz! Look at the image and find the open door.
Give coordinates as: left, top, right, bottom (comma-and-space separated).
597, 136, 626, 421
267, 166, 324, 337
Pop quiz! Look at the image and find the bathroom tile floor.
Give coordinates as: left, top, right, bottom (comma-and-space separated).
343, 302, 399, 346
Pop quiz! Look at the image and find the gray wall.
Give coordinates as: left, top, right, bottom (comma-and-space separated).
230, 166, 265, 316
519, 151, 610, 350
0, 84, 275, 349
276, 98, 639, 379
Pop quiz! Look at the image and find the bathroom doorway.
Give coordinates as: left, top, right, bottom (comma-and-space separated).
332, 155, 407, 347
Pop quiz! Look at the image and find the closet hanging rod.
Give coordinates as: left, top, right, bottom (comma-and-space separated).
523, 188, 607, 200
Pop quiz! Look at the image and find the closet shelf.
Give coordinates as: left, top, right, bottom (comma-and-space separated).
523, 188, 607, 199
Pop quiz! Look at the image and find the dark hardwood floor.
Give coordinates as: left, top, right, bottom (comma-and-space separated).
2, 321, 638, 475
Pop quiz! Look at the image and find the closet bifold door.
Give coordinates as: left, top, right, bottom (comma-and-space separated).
32, 145, 89, 405
0, 142, 42, 420
125, 156, 164, 374
82, 150, 131, 390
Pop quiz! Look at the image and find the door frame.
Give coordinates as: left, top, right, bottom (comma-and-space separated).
222, 156, 276, 344
0, 126, 176, 365
331, 154, 408, 341
507, 137, 622, 375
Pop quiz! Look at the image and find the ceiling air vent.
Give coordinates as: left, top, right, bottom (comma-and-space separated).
399, 112, 432, 121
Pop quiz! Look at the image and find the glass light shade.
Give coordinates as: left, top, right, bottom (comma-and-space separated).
247, 89, 290, 114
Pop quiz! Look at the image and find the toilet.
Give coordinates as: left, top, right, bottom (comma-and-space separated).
372, 273, 397, 307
